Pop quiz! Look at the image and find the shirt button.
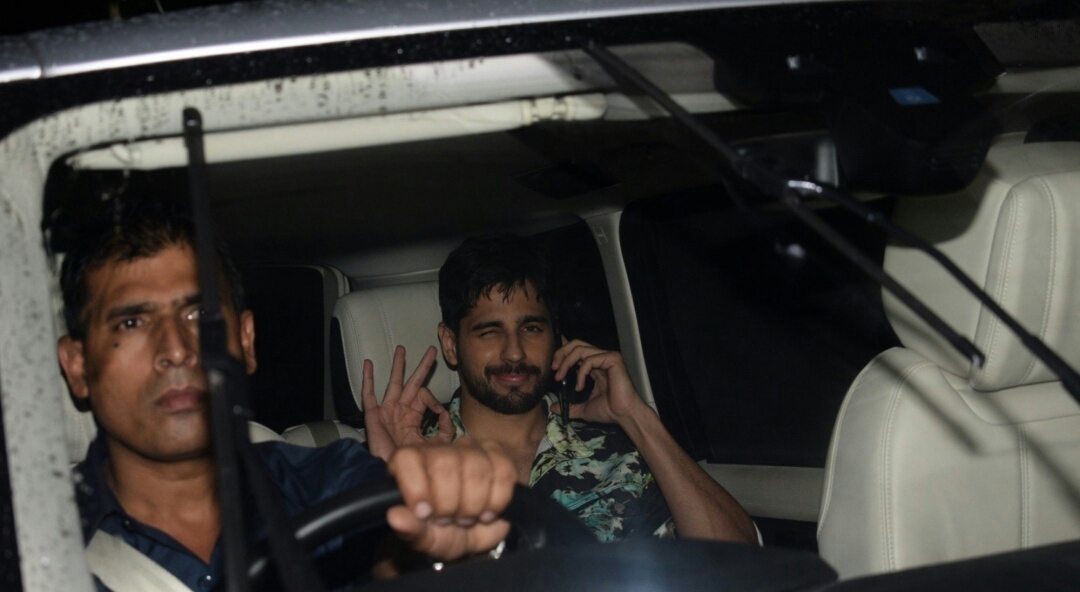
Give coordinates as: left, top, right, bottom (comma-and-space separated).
121, 519, 134, 530
198, 574, 214, 590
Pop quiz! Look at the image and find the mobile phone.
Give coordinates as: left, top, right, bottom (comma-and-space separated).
554, 329, 595, 424
558, 363, 595, 406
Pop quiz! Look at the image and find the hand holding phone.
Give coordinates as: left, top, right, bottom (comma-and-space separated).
558, 363, 595, 406
554, 330, 595, 424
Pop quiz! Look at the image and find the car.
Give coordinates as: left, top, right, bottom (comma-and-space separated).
1, 0, 1080, 590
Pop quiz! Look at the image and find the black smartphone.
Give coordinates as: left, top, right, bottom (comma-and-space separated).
558, 363, 595, 406
554, 329, 595, 424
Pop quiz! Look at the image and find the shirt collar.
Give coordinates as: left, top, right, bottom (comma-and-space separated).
72, 433, 126, 542
445, 389, 592, 458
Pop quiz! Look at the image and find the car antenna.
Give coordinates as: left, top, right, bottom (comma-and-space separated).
581, 41, 1080, 405
182, 108, 327, 592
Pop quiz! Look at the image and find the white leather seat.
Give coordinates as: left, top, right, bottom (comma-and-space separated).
280, 420, 366, 447
331, 281, 458, 409
280, 281, 457, 447
817, 142, 1080, 578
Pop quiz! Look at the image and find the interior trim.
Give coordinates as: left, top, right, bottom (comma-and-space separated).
701, 464, 824, 523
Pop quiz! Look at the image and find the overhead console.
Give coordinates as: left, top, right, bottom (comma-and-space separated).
710, 22, 1003, 195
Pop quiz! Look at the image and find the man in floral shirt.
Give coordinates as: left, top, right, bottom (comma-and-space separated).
361, 234, 756, 544
422, 391, 674, 541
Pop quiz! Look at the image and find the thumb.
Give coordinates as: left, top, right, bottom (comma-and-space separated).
549, 401, 584, 419
437, 409, 454, 441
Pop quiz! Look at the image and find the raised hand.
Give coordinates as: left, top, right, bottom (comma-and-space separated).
362, 345, 454, 461
386, 438, 515, 561
549, 339, 649, 426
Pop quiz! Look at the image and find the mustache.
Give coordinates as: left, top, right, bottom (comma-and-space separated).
484, 362, 542, 378
152, 369, 206, 394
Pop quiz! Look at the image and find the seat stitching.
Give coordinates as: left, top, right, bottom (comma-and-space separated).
1017, 424, 1030, 548
982, 193, 1021, 387
375, 292, 395, 372
882, 360, 935, 572
341, 299, 364, 399
818, 353, 882, 534
1019, 178, 1057, 385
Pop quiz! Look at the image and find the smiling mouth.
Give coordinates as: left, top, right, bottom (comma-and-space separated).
493, 372, 532, 386
486, 363, 542, 389
155, 388, 206, 413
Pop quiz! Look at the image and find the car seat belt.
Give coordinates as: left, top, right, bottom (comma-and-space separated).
86, 530, 193, 592
307, 420, 341, 447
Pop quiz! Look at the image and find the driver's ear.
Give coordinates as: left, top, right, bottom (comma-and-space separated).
58, 336, 90, 401
239, 309, 257, 375
437, 322, 458, 367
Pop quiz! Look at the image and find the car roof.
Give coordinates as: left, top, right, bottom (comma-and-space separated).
0, 0, 846, 82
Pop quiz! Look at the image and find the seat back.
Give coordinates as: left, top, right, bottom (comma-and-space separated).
329, 281, 458, 416
817, 142, 1080, 577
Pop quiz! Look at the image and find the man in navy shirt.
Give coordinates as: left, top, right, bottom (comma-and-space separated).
58, 198, 515, 590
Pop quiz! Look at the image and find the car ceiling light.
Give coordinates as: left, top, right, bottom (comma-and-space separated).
67, 94, 608, 171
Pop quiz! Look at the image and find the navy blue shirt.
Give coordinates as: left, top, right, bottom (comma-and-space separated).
74, 435, 387, 591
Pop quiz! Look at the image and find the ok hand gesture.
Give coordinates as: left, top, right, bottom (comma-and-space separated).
362, 345, 454, 461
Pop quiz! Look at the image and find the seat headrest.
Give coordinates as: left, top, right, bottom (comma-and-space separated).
332, 281, 458, 411
884, 142, 1080, 391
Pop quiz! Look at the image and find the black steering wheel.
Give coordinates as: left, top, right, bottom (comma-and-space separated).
248, 479, 595, 588
250, 479, 839, 592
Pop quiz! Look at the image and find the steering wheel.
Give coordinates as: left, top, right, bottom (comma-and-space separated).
248, 479, 595, 587
249, 479, 838, 592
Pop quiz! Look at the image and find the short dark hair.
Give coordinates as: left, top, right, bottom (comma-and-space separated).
59, 195, 245, 340
438, 234, 555, 333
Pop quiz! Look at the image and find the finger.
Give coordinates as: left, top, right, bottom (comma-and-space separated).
386, 505, 423, 542
403, 346, 438, 396
479, 440, 517, 520
577, 348, 621, 388
416, 386, 446, 414
388, 447, 434, 520
551, 343, 577, 381
423, 446, 462, 519
455, 444, 494, 523
552, 337, 587, 371
388, 345, 408, 393
553, 342, 595, 382
436, 409, 454, 443
360, 359, 379, 410
460, 520, 511, 558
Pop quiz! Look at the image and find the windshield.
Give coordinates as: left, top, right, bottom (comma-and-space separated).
2, 2, 1080, 591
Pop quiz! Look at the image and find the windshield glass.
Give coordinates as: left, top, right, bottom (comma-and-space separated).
3, 2, 1080, 592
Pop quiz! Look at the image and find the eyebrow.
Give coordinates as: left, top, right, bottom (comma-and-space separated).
103, 294, 202, 322
469, 315, 550, 333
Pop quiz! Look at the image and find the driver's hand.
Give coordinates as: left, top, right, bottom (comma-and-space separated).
385, 437, 514, 561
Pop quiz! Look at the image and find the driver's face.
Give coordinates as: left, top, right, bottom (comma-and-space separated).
58, 243, 256, 462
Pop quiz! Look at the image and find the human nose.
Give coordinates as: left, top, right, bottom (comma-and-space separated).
501, 331, 524, 363
155, 316, 198, 370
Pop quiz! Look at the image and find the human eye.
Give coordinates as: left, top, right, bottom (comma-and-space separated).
113, 317, 142, 332
475, 325, 501, 337
183, 307, 203, 322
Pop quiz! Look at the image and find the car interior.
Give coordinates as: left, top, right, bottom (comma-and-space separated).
3, 2, 1080, 591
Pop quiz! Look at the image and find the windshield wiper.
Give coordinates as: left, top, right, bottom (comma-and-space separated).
183, 108, 326, 592
582, 41, 1080, 404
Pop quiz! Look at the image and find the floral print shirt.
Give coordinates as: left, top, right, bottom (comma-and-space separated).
424, 391, 675, 542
